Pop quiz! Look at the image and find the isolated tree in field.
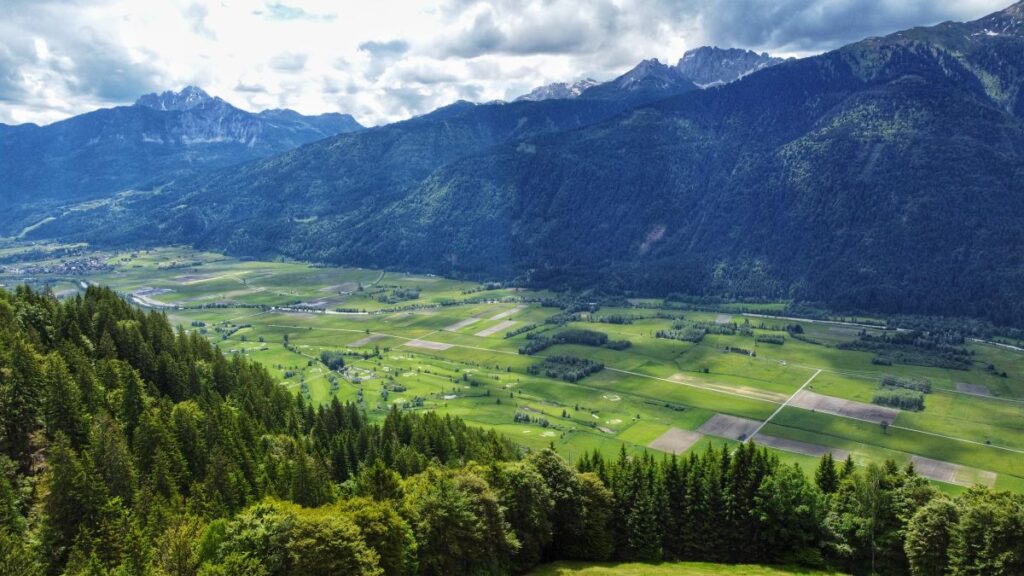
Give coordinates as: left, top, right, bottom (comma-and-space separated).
905, 497, 957, 576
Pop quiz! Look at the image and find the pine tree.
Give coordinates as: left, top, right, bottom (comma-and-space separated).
0, 337, 42, 471
815, 453, 839, 494
41, 354, 89, 448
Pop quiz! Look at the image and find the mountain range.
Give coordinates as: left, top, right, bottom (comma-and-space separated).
0, 86, 362, 233
10, 3, 1024, 324
515, 47, 782, 102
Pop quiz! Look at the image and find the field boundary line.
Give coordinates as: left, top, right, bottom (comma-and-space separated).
747, 369, 821, 443
603, 367, 782, 406
777, 403, 1024, 456
262, 322, 1024, 455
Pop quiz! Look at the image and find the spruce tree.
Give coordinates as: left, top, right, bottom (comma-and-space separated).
815, 453, 839, 494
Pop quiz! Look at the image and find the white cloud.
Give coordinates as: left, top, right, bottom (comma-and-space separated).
0, 0, 1013, 126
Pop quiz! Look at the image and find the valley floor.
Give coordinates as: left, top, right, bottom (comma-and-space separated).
6, 245, 1024, 493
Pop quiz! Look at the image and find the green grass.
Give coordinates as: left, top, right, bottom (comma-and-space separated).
7, 244, 1024, 490
527, 561, 844, 575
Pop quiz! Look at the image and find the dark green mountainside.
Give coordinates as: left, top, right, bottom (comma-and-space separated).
28, 3, 1024, 324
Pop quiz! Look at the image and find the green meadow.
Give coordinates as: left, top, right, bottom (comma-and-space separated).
9, 245, 1024, 492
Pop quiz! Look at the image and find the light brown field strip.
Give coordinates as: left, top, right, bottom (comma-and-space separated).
475, 320, 517, 338
755, 435, 849, 460
955, 382, 993, 397
648, 427, 703, 454
443, 318, 482, 332
348, 334, 385, 347
910, 455, 996, 488
490, 305, 526, 320
263, 322, 1024, 458
668, 374, 788, 403
714, 314, 733, 324
697, 414, 763, 441
406, 339, 453, 351
789, 390, 900, 424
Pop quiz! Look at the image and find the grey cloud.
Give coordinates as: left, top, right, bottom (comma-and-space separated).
393, 64, 461, 85
359, 40, 410, 58
438, 0, 627, 57
0, 45, 26, 102
359, 40, 413, 81
65, 28, 164, 101
256, 2, 336, 22
0, 3, 164, 115
444, 10, 505, 57
436, 0, 1009, 59
663, 0, 1010, 53
269, 52, 308, 73
185, 3, 215, 40
234, 81, 267, 93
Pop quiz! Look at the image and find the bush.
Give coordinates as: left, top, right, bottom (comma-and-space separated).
873, 388, 925, 411
527, 355, 604, 382
320, 350, 346, 371
880, 375, 932, 393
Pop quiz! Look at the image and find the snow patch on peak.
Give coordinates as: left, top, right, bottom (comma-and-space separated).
135, 86, 217, 111
515, 78, 599, 102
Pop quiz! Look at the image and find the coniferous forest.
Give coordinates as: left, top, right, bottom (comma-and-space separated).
1, 285, 1023, 575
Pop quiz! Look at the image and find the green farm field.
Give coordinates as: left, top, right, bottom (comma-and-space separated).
6, 245, 1024, 491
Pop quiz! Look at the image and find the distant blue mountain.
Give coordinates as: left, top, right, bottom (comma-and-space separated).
0, 86, 363, 230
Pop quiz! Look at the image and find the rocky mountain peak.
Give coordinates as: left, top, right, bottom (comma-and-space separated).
515, 79, 599, 102
676, 47, 787, 87
135, 86, 218, 111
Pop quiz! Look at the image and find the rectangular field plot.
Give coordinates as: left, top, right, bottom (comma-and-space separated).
490, 305, 526, 320
697, 414, 762, 441
669, 373, 789, 403
475, 320, 517, 338
405, 339, 453, 351
443, 318, 481, 332
714, 314, 733, 324
648, 427, 703, 454
955, 382, 993, 397
790, 390, 899, 424
756, 435, 849, 460
911, 455, 997, 487
348, 334, 385, 347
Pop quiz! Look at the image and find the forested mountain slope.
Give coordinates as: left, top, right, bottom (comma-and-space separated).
29, 2, 1024, 324
42, 88, 686, 256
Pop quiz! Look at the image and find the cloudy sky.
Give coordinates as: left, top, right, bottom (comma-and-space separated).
0, 0, 1011, 126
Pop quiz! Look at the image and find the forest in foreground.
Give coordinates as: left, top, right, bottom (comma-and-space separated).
1, 285, 1022, 576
